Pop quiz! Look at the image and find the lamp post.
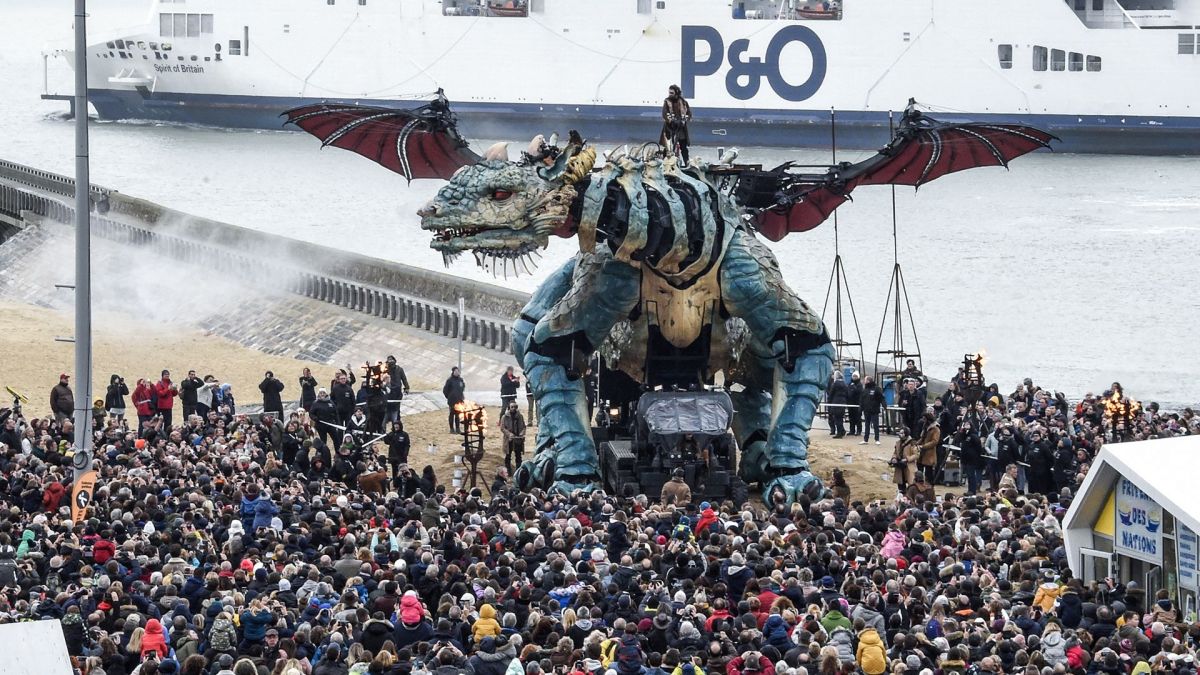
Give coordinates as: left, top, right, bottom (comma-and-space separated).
72, 0, 94, 484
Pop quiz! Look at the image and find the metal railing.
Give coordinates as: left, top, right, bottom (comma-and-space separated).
0, 171, 516, 356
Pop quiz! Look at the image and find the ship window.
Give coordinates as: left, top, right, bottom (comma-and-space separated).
228, 39, 241, 55
201, 14, 213, 34
1093, 0, 1104, 9
173, 14, 186, 37
137, 41, 146, 49
1087, 55, 1102, 71
116, 39, 126, 49
637, 0, 650, 13
1051, 48, 1065, 71
118, 51, 128, 59
106, 41, 115, 49
159, 14, 171, 37
1180, 34, 1196, 55
360, 0, 367, 4
1069, 52, 1083, 70
284, 24, 290, 33
997, 44, 1012, 69
1073, 0, 1085, 9
657, 0, 666, 7
150, 42, 158, 50
163, 42, 172, 50
190, 55, 198, 61
1033, 45, 1048, 71
187, 14, 200, 37
327, 0, 335, 4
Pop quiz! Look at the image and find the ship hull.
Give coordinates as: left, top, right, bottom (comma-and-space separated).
85, 87, 1200, 155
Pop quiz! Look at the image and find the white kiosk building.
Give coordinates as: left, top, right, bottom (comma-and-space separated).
1063, 435, 1200, 620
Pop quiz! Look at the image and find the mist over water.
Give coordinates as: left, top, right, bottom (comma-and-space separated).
2, 0, 1198, 406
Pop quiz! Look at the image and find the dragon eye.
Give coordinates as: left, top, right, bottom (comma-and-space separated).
492, 189, 513, 201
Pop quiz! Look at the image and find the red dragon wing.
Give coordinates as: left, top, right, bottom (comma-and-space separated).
749, 105, 1057, 240
282, 97, 479, 181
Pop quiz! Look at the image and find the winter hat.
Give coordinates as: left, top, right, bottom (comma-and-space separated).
279, 579, 291, 592
905, 655, 922, 670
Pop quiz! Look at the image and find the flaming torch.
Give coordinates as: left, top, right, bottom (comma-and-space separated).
454, 401, 487, 488
1104, 390, 1142, 441
961, 350, 987, 405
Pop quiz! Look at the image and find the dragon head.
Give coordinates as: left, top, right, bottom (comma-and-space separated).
418, 140, 595, 275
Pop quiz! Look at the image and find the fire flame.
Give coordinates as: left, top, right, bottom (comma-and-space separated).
453, 401, 487, 434
1104, 391, 1142, 420
974, 348, 988, 370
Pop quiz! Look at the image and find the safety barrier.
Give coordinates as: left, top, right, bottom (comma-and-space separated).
0, 173, 518, 356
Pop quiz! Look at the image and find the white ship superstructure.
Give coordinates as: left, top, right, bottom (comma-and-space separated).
42, 0, 1200, 153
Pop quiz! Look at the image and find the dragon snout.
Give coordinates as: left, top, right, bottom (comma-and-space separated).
417, 202, 438, 220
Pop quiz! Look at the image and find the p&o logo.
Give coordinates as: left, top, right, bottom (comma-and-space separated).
681, 25, 827, 102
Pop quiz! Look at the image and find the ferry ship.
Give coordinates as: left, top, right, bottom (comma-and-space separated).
42, 0, 1200, 154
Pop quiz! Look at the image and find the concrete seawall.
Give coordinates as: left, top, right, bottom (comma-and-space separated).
0, 159, 530, 357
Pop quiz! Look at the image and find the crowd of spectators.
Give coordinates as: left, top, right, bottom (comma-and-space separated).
0, 360, 1197, 675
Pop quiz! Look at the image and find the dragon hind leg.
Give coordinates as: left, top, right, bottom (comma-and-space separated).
721, 228, 834, 503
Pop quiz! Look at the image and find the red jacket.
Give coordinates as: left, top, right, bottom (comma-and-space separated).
154, 379, 177, 411
706, 608, 733, 632
694, 507, 719, 536
92, 539, 116, 564
43, 482, 67, 512
133, 380, 155, 416
141, 618, 169, 659
728, 655, 775, 675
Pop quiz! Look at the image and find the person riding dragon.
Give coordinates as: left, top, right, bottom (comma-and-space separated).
284, 91, 1055, 504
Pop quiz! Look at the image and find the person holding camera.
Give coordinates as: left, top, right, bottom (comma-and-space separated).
105, 374, 129, 422
890, 427, 919, 493
259, 371, 285, 417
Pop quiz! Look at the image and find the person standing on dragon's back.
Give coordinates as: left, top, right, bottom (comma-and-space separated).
660, 84, 691, 163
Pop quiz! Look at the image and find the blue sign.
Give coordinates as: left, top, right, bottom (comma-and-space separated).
681, 25, 827, 102
1114, 478, 1163, 564
1180, 524, 1198, 591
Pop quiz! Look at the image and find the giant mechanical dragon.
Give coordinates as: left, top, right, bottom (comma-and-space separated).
285, 93, 1054, 502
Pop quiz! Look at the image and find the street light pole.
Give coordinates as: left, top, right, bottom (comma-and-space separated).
72, 0, 94, 482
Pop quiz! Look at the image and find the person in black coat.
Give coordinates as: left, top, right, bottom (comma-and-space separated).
179, 370, 203, 420
310, 389, 341, 450
442, 367, 465, 433
385, 356, 410, 426
384, 421, 411, 480
105, 374, 130, 421
859, 376, 885, 444
846, 373, 864, 437
259, 371, 285, 416
331, 368, 358, 425
299, 368, 318, 412
827, 373, 849, 438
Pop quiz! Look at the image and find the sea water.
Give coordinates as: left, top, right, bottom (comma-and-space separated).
1, 0, 1197, 406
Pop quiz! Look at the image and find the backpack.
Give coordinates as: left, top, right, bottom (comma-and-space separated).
614, 636, 642, 674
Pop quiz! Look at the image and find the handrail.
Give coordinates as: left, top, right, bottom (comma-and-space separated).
0, 180, 519, 356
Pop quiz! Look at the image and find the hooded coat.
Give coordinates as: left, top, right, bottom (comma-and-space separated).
880, 530, 906, 560
856, 628, 888, 675
473, 603, 502, 644
1041, 629, 1068, 667
141, 618, 170, 659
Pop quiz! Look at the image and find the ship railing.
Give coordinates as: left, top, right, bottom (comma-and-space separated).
0, 173, 519, 356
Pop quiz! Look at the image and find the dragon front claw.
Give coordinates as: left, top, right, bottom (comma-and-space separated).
764, 470, 826, 505
549, 477, 600, 497
513, 452, 556, 493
